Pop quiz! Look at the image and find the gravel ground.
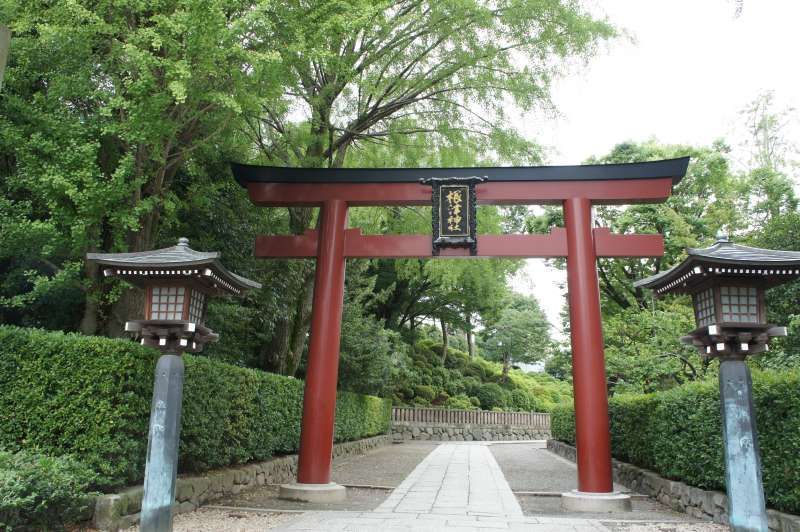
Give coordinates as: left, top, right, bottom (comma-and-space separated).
216, 440, 437, 512
215, 485, 389, 512
331, 440, 437, 487
517, 494, 704, 522
122, 508, 293, 531
491, 444, 713, 524
490, 443, 627, 493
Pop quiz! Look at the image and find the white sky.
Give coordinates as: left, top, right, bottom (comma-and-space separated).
511, 0, 800, 341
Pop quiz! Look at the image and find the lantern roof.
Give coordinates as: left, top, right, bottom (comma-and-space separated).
86, 238, 261, 295
634, 232, 800, 295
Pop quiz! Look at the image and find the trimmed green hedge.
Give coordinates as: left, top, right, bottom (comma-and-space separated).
0, 326, 391, 491
551, 369, 800, 514
0, 449, 97, 531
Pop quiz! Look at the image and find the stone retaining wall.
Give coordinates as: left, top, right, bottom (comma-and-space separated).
392, 421, 550, 442
92, 434, 391, 531
547, 440, 800, 532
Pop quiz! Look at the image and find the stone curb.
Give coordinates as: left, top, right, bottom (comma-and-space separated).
92, 434, 391, 531
547, 439, 800, 532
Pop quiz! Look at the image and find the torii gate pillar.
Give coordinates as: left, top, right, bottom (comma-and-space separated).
562, 197, 631, 511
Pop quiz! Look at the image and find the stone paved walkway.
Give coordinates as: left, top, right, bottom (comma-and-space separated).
270, 441, 725, 531
274, 443, 620, 531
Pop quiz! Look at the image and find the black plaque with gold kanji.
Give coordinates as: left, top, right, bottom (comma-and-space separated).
421, 176, 487, 255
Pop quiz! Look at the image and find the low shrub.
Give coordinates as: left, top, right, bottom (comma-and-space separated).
550, 369, 800, 514
510, 388, 535, 411
0, 449, 96, 531
432, 391, 450, 406
444, 348, 470, 369
412, 384, 436, 402
464, 360, 487, 379
444, 394, 475, 410
550, 404, 576, 445
475, 382, 508, 410
0, 326, 391, 491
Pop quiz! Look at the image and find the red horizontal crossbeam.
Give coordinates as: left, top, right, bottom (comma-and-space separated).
247, 178, 674, 207
592, 228, 663, 257
255, 228, 663, 259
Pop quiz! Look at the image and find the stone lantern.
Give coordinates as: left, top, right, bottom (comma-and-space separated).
87, 238, 260, 532
89, 237, 259, 354
635, 232, 800, 532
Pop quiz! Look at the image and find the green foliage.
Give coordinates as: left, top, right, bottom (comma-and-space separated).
0, 326, 154, 489
0, 326, 390, 490
602, 299, 711, 394
444, 394, 476, 410
337, 261, 401, 396
396, 339, 570, 412
551, 369, 800, 514
480, 293, 550, 378
550, 405, 576, 446
0, 449, 96, 531
334, 392, 393, 443
1, 0, 276, 332
412, 385, 437, 403
475, 382, 509, 410
748, 210, 800, 367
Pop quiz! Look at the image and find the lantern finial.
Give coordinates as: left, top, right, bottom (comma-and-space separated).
715, 229, 730, 243
177, 237, 189, 247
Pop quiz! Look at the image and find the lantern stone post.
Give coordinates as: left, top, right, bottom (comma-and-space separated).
87, 238, 260, 532
636, 232, 800, 532
141, 353, 184, 531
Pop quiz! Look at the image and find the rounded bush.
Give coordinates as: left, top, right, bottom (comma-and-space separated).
475, 382, 508, 410
444, 394, 475, 410
412, 384, 436, 402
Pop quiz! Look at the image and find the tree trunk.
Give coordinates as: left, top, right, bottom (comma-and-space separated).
285, 266, 316, 375
79, 256, 100, 335
260, 207, 317, 375
465, 313, 475, 359
259, 259, 315, 375
502, 352, 510, 383
104, 194, 160, 337
440, 317, 448, 365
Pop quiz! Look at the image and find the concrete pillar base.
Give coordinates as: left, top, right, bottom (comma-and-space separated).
561, 490, 632, 512
278, 482, 346, 503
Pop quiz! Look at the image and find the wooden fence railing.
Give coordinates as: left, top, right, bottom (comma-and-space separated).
391, 407, 550, 429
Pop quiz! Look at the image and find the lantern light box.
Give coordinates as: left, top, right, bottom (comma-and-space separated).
636, 231, 800, 357
87, 237, 261, 352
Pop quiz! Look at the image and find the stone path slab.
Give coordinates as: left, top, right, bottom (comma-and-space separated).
375, 443, 522, 517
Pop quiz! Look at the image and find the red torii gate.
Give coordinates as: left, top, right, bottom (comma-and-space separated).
233, 157, 689, 507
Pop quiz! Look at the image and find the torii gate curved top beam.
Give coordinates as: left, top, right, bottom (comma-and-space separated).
232, 157, 688, 184
233, 157, 689, 207
233, 157, 690, 505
